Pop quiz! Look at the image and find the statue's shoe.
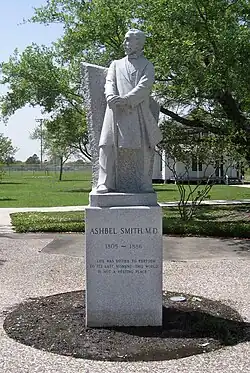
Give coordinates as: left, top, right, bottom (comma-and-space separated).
96, 184, 109, 194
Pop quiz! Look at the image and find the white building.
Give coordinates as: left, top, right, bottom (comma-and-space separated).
152, 151, 242, 184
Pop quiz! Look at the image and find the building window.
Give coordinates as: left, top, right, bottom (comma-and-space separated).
192, 157, 197, 171
192, 157, 202, 172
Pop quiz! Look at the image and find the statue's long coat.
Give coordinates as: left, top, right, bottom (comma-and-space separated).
99, 55, 162, 149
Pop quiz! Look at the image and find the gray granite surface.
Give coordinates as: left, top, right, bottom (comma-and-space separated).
81, 62, 107, 188
0, 233, 249, 373
85, 206, 162, 326
89, 191, 158, 207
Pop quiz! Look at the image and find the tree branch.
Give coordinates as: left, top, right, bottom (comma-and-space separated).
216, 90, 249, 130
226, 0, 240, 11
160, 106, 225, 134
193, 0, 219, 57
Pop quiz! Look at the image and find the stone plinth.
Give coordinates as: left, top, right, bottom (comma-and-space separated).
89, 190, 157, 207
85, 205, 162, 327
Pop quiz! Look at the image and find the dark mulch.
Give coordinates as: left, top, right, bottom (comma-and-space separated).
3, 291, 249, 362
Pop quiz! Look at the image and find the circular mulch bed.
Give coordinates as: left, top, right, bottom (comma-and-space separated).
3, 291, 249, 362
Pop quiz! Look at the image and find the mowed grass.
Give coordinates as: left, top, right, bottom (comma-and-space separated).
10, 205, 250, 237
155, 183, 250, 202
0, 171, 91, 207
1, 171, 250, 207
11, 211, 85, 232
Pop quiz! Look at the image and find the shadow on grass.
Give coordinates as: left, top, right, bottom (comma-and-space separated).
194, 207, 229, 221
61, 188, 92, 193
59, 179, 92, 182
162, 216, 250, 238
173, 204, 250, 222
0, 198, 17, 201
230, 204, 250, 212
153, 187, 177, 192
0, 182, 27, 185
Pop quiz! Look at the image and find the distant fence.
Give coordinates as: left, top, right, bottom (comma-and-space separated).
1, 164, 92, 178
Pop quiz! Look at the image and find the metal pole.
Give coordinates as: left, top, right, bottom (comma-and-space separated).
35, 119, 43, 170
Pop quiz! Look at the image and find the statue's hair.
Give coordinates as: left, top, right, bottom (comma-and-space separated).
125, 29, 146, 47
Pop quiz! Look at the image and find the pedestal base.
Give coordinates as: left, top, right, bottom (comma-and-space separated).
85, 205, 163, 327
89, 190, 158, 207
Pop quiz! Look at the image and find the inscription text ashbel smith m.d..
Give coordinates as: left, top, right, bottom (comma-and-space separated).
90, 227, 159, 235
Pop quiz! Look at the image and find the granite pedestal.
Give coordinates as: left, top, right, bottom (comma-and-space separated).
85, 204, 163, 327
89, 190, 157, 207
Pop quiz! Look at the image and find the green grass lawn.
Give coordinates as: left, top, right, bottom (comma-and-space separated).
0, 171, 91, 207
155, 183, 250, 203
10, 205, 250, 237
1, 170, 250, 207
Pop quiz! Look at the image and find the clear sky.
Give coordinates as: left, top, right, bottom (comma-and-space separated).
0, 0, 63, 161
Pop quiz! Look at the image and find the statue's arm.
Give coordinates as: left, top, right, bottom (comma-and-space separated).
104, 61, 117, 99
124, 62, 155, 108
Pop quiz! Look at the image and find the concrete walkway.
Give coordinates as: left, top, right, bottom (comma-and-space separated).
231, 183, 250, 188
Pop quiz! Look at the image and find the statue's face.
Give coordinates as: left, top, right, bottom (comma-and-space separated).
123, 33, 141, 55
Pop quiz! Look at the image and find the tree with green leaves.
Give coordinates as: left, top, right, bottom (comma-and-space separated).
0, 133, 17, 163
44, 139, 75, 182
1, 0, 250, 163
0, 133, 17, 181
0, 45, 76, 118
25, 153, 40, 164
28, 0, 250, 159
45, 107, 90, 160
159, 119, 244, 219
0, 43, 89, 161
31, 112, 84, 180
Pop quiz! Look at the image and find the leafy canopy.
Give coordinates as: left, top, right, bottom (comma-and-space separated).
0, 133, 17, 163
1, 0, 250, 159
30, 0, 250, 155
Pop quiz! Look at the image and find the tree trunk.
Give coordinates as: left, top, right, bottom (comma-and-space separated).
59, 156, 63, 181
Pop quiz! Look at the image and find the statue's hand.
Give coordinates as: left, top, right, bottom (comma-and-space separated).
107, 95, 120, 108
116, 97, 128, 108
107, 95, 128, 109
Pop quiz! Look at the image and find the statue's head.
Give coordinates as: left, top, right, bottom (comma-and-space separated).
123, 29, 146, 56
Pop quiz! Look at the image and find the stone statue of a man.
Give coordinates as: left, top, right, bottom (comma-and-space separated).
96, 29, 162, 194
